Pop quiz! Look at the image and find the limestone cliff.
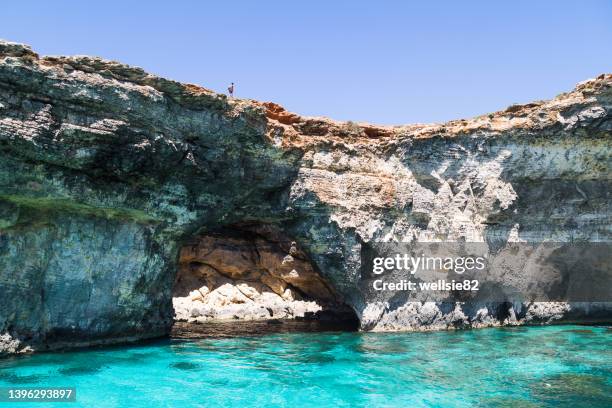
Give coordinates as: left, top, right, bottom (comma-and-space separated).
0, 40, 610, 353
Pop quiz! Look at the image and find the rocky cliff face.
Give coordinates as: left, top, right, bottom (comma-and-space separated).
0, 40, 610, 353
172, 227, 345, 323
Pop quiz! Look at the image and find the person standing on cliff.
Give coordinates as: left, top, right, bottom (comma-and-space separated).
227, 82, 234, 98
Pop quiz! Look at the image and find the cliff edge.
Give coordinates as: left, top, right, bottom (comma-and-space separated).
0, 40, 610, 353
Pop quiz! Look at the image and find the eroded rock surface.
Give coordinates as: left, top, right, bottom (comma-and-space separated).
173, 229, 341, 322
0, 40, 610, 353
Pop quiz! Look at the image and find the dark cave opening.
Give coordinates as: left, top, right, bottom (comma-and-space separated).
171, 225, 359, 335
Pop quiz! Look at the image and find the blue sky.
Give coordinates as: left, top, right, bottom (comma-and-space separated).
2, 1, 611, 124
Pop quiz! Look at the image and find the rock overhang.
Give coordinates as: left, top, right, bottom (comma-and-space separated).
0, 39, 610, 353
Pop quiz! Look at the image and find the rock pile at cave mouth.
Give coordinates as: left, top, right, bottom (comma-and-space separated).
172, 229, 342, 323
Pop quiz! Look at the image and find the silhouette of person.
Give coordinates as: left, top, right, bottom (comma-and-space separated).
228, 82, 234, 98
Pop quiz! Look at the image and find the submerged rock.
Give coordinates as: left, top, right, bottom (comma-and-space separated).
0, 40, 610, 353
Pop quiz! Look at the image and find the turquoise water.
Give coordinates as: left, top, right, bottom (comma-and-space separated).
0, 325, 610, 407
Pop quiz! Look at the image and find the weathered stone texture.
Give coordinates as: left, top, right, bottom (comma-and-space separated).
0, 40, 610, 352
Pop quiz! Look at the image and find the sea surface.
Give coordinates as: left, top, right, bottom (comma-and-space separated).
0, 324, 610, 407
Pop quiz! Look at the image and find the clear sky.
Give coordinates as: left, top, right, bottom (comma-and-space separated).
2, 1, 611, 124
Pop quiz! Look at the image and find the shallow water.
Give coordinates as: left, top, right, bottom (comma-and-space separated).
0, 325, 610, 407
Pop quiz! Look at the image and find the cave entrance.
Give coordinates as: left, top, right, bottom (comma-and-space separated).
171, 225, 358, 333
